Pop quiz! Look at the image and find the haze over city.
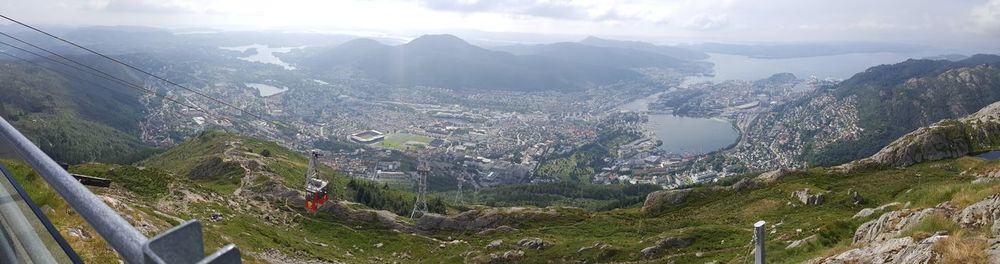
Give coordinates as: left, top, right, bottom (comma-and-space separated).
3, 1, 1000, 263
3, 0, 1000, 49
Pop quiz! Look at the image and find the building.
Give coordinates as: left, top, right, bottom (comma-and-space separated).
350, 130, 385, 144
690, 171, 719, 184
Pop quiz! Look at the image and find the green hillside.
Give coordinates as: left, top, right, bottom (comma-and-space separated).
14, 129, 1000, 263
0, 59, 155, 164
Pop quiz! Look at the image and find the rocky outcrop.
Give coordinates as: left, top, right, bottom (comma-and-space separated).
810, 235, 947, 264
786, 234, 817, 249
415, 207, 578, 232
639, 237, 693, 259
316, 201, 415, 232
485, 250, 523, 263
850, 101, 1000, 169
953, 194, 1000, 228
641, 189, 691, 214
853, 202, 902, 219
516, 238, 551, 250
792, 188, 826, 205
755, 169, 788, 184
853, 204, 953, 244
475, 225, 518, 236
577, 242, 617, 258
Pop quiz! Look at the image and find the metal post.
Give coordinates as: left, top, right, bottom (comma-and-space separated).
0, 116, 148, 263
0, 116, 240, 263
754, 220, 766, 264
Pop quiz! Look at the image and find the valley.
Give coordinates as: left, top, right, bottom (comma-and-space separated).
0, 15, 999, 263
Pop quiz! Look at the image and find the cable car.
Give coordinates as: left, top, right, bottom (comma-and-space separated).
304, 151, 330, 212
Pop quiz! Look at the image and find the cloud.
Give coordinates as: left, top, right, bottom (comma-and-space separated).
413, 0, 669, 23
973, 0, 1000, 36
99, 0, 194, 14
682, 14, 729, 30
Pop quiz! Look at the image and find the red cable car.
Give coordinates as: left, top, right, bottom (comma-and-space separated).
304, 151, 330, 212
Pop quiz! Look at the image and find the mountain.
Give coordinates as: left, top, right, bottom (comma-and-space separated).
687, 42, 930, 59
0, 58, 156, 163
295, 38, 390, 68
849, 101, 1000, 169
813, 55, 1000, 164
30, 119, 1000, 263
294, 34, 644, 91
579, 36, 709, 60
492, 42, 707, 71
716, 54, 1000, 171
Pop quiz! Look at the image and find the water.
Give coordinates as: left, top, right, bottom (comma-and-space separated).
245, 83, 289, 97
648, 115, 738, 155
620, 92, 739, 156
977, 151, 1000, 160
219, 44, 303, 70
693, 52, 937, 82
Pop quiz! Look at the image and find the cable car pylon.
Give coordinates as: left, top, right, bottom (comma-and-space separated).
410, 161, 430, 218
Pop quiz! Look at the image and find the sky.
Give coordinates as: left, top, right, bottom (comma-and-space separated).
1, 0, 999, 49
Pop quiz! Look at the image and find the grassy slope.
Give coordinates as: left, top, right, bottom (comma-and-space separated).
0, 60, 155, 164
14, 130, 1000, 263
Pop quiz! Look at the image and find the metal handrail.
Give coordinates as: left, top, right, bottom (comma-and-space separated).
0, 163, 82, 263
0, 115, 241, 263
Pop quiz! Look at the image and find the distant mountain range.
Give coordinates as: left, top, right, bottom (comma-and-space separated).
687, 42, 931, 59
292, 34, 709, 91
578, 36, 709, 60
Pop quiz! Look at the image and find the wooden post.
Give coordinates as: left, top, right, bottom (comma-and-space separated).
754, 220, 766, 264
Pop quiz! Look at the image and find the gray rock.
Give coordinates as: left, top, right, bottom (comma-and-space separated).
516, 238, 551, 250
67, 227, 92, 241
416, 208, 570, 232
476, 225, 519, 236
639, 237, 693, 259
487, 250, 524, 263
850, 189, 864, 205
853, 205, 953, 245
786, 234, 817, 249
755, 169, 787, 184
953, 194, 1000, 229
486, 239, 503, 249
853, 202, 902, 219
792, 188, 826, 205
641, 189, 692, 214
811, 235, 946, 263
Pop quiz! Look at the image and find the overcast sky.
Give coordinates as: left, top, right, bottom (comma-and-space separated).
2, 0, 999, 49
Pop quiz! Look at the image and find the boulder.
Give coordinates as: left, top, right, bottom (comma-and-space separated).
791, 188, 826, 205
786, 234, 817, 249
850, 189, 864, 205
639, 237, 693, 259
516, 238, 551, 250
577, 242, 618, 259
641, 189, 692, 214
486, 239, 503, 249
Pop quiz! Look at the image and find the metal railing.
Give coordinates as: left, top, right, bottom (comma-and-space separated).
0, 115, 241, 264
